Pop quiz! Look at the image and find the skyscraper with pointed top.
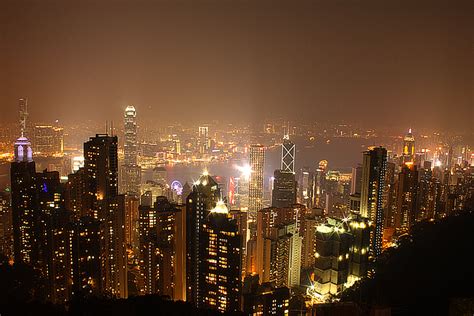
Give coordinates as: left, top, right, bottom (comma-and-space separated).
11, 98, 37, 264
402, 128, 415, 164
281, 129, 295, 173
121, 105, 141, 196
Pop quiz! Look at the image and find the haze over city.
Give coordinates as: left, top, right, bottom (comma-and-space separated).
0, 1, 473, 315
1, 0, 472, 128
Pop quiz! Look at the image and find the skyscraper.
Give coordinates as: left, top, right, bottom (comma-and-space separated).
84, 134, 127, 298
395, 163, 419, 231
139, 196, 185, 299
11, 136, 37, 264
298, 167, 314, 208
122, 105, 141, 196
281, 133, 295, 173
186, 172, 221, 305
199, 201, 242, 312
402, 129, 415, 164
272, 169, 297, 208
33, 125, 64, 155
198, 126, 210, 154
248, 145, 265, 228
360, 147, 387, 257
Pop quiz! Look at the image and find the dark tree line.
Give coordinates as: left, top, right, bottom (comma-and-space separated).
339, 209, 474, 315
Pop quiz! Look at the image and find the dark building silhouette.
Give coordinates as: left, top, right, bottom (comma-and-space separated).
83, 134, 127, 298
185, 173, 220, 307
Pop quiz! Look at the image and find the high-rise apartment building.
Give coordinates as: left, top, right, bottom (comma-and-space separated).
84, 134, 127, 298
395, 163, 419, 231
199, 202, 241, 312
360, 147, 387, 257
186, 172, 221, 305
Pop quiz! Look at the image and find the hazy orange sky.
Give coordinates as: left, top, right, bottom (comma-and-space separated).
0, 0, 472, 129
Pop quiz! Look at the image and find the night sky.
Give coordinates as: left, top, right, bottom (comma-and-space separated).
0, 0, 472, 129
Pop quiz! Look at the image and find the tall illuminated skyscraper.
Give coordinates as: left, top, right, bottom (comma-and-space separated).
198, 126, 210, 154
360, 147, 387, 258
272, 169, 297, 208
395, 163, 419, 231
122, 105, 141, 196
402, 129, 415, 164
199, 201, 241, 312
11, 135, 37, 264
11, 98, 36, 264
186, 172, 221, 305
281, 133, 295, 173
248, 145, 265, 229
84, 134, 127, 298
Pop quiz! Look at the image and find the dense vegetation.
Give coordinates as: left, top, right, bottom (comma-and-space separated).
340, 210, 474, 315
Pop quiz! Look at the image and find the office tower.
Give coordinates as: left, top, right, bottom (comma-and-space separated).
152, 166, 167, 186
138, 196, 185, 299
299, 167, 314, 208
122, 105, 141, 196
349, 194, 361, 213
186, 172, 221, 305
395, 163, 419, 231
11, 135, 37, 264
83, 134, 127, 298
248, 145, 265, 228
402, 129, 415, 164
360, 147, 387, 257
198, 201, 241, 312
70, 216, 102, 296
198, 126, 210, 154
281, 133, 295, 173
243, 279, 290, 316
272, 169, 297, 208
273, 222, 302, 288
350, 165, 363, 195
313, 160, 328, 208
347, 213, 370, 284
313, 218, 352, 299
234, 176, 249, 209
33, 125, 64, 155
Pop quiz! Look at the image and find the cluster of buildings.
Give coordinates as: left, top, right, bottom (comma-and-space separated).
0, 99, 473, 314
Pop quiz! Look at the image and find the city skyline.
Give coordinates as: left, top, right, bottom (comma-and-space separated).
0, 1, 473, 315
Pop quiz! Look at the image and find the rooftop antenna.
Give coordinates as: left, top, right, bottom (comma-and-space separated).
111, 120, 114, 136
283, 121, 290, 140
106, 121, 108, 134
19, 98, 28, 137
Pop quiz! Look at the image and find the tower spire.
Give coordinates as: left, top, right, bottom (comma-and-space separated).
19, 98, 28, 137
